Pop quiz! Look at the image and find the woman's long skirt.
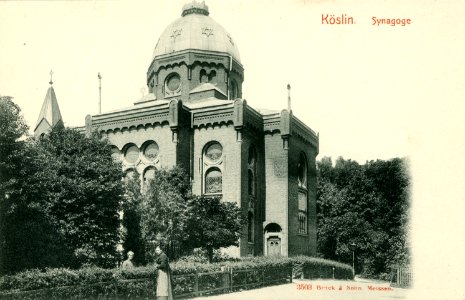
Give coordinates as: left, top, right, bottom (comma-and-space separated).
156, 269, 173, 300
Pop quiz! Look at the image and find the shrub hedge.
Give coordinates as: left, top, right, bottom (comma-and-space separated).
0, 256, 352, 299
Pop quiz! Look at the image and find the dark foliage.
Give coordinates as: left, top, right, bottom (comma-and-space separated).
316, 156, 410, 279
121, 171, 145, 266
182, 196, 244, 263
0, 101, 124, 274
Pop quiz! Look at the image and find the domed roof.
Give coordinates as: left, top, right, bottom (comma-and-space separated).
152, 1, 241, 63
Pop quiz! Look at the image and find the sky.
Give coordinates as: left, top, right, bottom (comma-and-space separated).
1, 1, 465, 298
0, 0, 446, 163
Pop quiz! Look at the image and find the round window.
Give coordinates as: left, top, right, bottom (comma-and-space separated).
166, 73, 181, 92
111, 147, 121, 162
144, 142, 159, 161
125, 145, 139, 164
205, 142, 223, 163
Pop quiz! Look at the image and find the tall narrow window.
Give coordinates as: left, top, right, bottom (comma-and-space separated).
298, 191, 308, 234
248, 212, 254, 242
248, 146, 256, 197
297, 152, 307, 188
298, 153, 308, 234
203, 142, 224, 195
205, 168, 222, 194
230, 79, 238, 99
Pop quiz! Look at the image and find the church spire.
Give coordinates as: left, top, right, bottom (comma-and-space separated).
34, 70, 64, 137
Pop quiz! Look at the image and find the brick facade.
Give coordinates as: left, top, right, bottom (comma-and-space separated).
81, 1, 319, 258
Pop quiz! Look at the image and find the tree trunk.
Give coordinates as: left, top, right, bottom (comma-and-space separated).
207, 247, 213, 263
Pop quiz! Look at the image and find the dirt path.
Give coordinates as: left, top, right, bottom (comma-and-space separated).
192, 278, 409, 300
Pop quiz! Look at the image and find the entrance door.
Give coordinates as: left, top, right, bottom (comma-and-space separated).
267, 237, 281, 256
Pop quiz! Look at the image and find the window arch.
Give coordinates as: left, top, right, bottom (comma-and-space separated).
143, 166, 156, 184
124, 144, 139, 164
248, 211, 254, 242
208, 70, 217, 83
297, 152, 308, 235
248, 170, 255, 196
205, 167, 222, 194
200, 69, 208, 83
111, 146, 121, 162
123, 168, 136, 184
297, 152, 307, 188
204, 142, 223, 163
142, 140, 159, 162
248, 146, 257, 196
203, 142, 224, 195
230, 79, 238, 99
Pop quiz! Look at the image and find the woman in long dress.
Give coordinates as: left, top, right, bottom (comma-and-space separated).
155, 245, 173, 300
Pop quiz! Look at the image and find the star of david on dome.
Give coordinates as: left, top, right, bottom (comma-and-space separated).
170, 29, 182, 41
227, 34, 234, 46
201, 27, 214, 37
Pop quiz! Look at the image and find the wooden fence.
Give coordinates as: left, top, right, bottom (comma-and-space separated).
390, 266, 412, 288
173, 266, 293, 298
0, 266, 293, 299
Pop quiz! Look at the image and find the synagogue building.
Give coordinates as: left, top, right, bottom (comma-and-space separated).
34, 1, 319, 257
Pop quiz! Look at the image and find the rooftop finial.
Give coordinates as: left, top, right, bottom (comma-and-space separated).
98, 72, 102, 114
182, 1, 209, 17
287, 83, 291, 111
49, 69, 54, 85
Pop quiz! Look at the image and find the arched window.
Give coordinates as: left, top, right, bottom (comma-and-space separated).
111, 147, 121, 162
143, 141, 159, 162
297, 152, 308, 234
143, 166, 156, 184
248, 212, 254, 242
248, 170, 255, 196
203, 142, 224, 195
248, 146, 256, 197
297, 152, 307, 188
200, 69, 208, 83
205, 168, 222, 194
208, 70, 217, 83
230, 79, 238, 99
124, 144, 139, 164
123, 168, 136, 184
205, 142, 222, 163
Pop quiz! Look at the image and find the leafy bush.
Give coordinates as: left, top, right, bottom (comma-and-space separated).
0, 256, 352, 299
290, 256, 353, 280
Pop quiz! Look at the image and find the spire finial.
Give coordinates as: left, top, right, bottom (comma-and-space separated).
49, 69, 54, 85
287, 83, 291, 111
98, 72, 102, 114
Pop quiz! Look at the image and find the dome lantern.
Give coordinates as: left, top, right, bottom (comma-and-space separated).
181, 1, 209, 16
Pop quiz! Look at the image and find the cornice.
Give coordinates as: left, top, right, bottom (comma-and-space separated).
148, 49, 244, 78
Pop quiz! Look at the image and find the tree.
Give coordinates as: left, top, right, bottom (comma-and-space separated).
33, 127, 124, 268
140, 167, 190, 261
122, 170, 145, 266
0, 96, 28, 198
1, 97, 72, 274
182, 196, 243, 263
316, 156, 410, 278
